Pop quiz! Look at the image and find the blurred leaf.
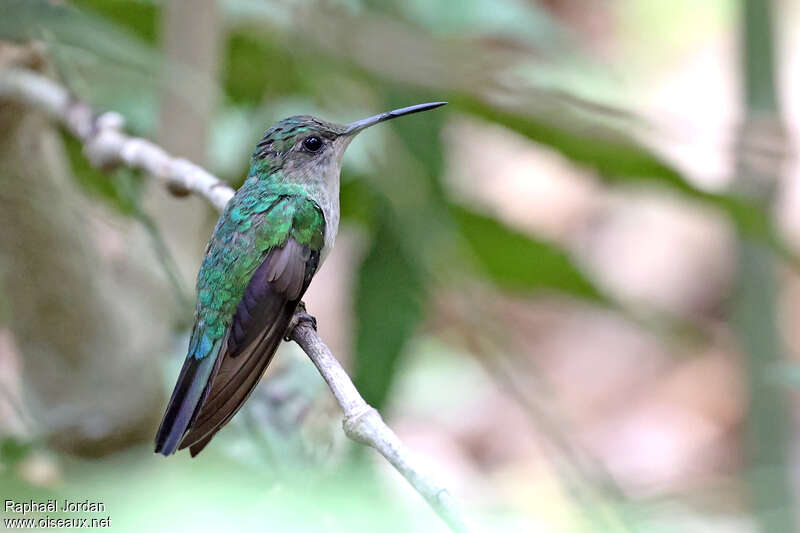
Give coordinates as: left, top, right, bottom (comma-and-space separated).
1, 0, 161, 133
0, 437, 33, 467
353, 210, 425, 410
401, 0, 569, 48
451, 205, 606, 301
705, 194, 800, 271
61, 132, 142, 215
455, 98, 800, 269
210, 105, 267, 180
455, 95, 691, 192
0, 0, 157, 74
62, 139, 190, 305
349, 87, 462, 278
455, 96, 780, 240
339, 175, 377, 227
382, 85, 447, 200
70, 0, 158, 44
223, 32, 306, 105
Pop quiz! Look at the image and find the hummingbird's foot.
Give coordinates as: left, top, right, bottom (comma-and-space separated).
286, 301, 317, 341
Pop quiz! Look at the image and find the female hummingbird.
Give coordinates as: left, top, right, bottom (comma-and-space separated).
155, 102, 447, 456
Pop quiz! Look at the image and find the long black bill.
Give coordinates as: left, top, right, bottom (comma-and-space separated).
344, 101, 447, 135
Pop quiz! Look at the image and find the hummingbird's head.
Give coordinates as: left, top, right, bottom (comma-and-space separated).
249, 102, 447, 184
249, 116, 349, 180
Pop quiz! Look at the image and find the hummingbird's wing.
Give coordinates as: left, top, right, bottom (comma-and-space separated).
180, 238, 318, 455
155, 194, 325, 456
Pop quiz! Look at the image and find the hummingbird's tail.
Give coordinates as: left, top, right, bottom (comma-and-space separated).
154, 334, 221, 456
178, 299, 297, 457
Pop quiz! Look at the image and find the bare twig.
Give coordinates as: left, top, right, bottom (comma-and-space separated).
0, 68, 234, 211
289, 318, 468, 533
0, 67, 470, 533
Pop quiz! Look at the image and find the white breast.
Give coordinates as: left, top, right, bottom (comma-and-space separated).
316, 161, 341, 265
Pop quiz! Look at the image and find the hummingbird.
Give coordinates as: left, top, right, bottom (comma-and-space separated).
155, 101, 447, 456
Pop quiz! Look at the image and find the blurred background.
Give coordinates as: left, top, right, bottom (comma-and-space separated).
1, 0, 799, 531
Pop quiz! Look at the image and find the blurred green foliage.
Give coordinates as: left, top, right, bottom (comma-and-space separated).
2, 0, 799, 530
353, 211, 425, 410
0, 437, 33, 468
0, 0, 786, 442
1, 447, 435, 533
60, 133, 144, 215
451, 206, 604, 301
223, 33, 307, 105
70, 0, 158, 43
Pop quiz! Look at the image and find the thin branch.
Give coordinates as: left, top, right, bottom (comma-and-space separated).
290, 319, 468, 533
0, 68, 234, 211
0, 67, 470, 533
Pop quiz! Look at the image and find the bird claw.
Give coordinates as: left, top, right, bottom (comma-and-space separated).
285, 301, 317, 341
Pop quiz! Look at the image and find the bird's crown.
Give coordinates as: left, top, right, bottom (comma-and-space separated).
251, 116, 345, 163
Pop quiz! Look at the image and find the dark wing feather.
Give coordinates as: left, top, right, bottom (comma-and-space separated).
177, 238, 319, 455
154, 332, 223, 455
187, 314, 287, 456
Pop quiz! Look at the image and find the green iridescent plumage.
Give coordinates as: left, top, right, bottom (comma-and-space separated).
193, 181, 325, 350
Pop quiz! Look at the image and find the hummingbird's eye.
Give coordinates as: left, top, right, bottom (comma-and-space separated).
302, 136, 323, 152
